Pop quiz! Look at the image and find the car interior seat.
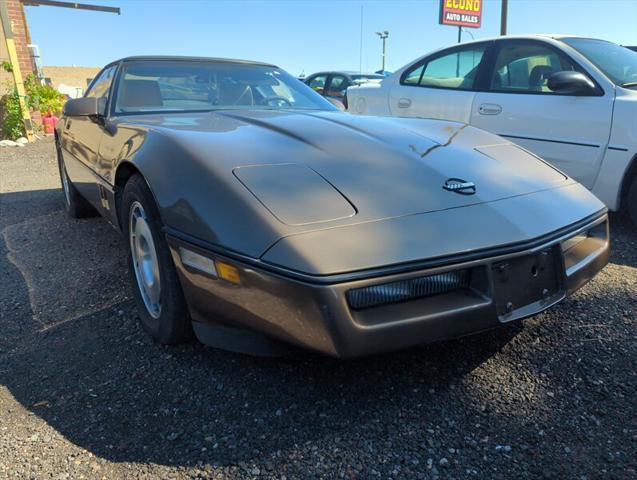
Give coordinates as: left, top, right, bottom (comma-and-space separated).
118, 79, 163, 109
219, 83, 254, 106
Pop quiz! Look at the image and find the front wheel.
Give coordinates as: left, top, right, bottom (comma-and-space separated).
121, 174, 193, 344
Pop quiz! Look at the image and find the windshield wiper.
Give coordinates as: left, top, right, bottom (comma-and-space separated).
621, 81, 637, 87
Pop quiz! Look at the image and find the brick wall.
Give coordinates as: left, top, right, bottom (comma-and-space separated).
4, 0, 34, 77
0, 12, 12, 94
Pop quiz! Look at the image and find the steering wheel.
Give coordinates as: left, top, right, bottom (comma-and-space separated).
263, 96, 292, 107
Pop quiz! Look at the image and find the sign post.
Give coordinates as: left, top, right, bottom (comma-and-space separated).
439, 0, 482, 43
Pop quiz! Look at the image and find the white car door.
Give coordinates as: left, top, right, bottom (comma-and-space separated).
470, 39, 614, 188
388, 42, 490, 123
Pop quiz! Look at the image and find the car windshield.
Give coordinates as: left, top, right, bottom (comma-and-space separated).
114, 61, 336, 114
562, 38, 637, 87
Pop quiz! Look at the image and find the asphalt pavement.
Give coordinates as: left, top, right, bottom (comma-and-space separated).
0, 137, 635, 479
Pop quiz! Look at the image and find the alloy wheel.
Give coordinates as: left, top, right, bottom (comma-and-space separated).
129, 201, 162, 318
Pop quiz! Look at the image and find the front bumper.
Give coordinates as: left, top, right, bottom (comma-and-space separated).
168, 213, 609, 358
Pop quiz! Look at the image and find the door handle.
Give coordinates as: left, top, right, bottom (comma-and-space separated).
478, 103, 502, 115
397, 98, 412, 108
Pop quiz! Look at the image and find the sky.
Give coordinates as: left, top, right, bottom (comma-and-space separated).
24, 0, 637, 76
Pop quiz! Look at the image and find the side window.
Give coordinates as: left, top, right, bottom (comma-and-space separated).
326, 75, 348, 97
490, 42, 577, 93
401, 46, 486, 90
85, 65, 116, 114
308, 74, 327, 94
403, 64, 424, 85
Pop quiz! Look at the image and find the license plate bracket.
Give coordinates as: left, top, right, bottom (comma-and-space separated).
492, 246, 564, 322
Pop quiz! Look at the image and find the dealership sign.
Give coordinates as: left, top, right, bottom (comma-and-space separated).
439, 0, 482, 28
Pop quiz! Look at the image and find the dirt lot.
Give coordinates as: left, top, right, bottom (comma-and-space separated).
1, 137, 636, 479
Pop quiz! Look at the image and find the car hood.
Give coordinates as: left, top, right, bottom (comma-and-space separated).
143, 109, 570, 223
126, 110, 603, 273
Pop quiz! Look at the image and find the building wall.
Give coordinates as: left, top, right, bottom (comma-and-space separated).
42, 65, 101, 97
4, 0, 34, 76
1, 0, 34, 94
0, 13, 11, 94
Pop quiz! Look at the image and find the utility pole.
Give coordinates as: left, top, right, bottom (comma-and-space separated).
0, 0, 34, 141
500, 0, 508, 35
376, 30, 388, 72
359, 6, 363, 73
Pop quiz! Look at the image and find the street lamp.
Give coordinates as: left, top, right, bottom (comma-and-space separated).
375, 30, 389, 72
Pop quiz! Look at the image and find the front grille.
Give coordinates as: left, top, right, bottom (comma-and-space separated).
346, 270, 471, 310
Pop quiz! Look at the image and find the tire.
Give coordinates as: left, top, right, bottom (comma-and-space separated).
121, 174, 193, 344
56, 142, 97, 218
627, 175, 637, 228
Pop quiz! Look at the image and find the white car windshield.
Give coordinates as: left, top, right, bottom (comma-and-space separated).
562, 38, 637, 87
114, 61, 336, 114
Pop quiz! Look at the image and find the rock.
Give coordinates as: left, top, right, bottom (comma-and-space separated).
15, 137, 28, 145
0, 140, 19, 147
439, 457, 449, 467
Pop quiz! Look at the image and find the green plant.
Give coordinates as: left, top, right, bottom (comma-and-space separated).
1, 86, 25, 140
24, 73, 65, 114
0, 70, 66, 139
1, 60, 12, 73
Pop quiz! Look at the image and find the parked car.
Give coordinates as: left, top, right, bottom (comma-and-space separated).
56, 56, 608, 358
347, 35, 637, 225
305, 71, 385, 106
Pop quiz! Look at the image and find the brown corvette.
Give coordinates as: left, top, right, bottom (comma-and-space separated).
55, 56, 609, 357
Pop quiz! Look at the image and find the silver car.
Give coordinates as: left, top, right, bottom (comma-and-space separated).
56, 56, 610, 357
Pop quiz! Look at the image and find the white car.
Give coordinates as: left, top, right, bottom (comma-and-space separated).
347, 35, 637, 225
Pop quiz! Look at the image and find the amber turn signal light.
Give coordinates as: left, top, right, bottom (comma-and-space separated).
215, 260, 241, 284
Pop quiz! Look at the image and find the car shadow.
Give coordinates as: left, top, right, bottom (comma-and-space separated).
0, 187, 524, 464
608, 212, 637, 268
1, 188, 633, 476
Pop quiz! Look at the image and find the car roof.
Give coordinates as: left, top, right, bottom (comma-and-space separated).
449, 34, 610, 47
111, 55, 276, 67
306, 71, 384, 77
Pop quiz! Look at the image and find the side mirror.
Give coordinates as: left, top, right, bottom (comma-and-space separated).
547, 71, 596, 95
63, 97, 100, 117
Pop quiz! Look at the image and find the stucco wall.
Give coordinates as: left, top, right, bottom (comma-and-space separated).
42, 65, 100, 97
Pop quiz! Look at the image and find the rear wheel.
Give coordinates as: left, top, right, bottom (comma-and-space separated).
627, 176, 637, 227
121, 174, 193, 344
56, 141, 96, 218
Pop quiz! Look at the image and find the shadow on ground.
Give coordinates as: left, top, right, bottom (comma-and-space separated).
1, 188, 635, 478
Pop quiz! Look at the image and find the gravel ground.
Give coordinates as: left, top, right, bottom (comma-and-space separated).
1, 137, 636, 479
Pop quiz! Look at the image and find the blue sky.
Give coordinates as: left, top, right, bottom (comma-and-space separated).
25, 0, 637, 75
